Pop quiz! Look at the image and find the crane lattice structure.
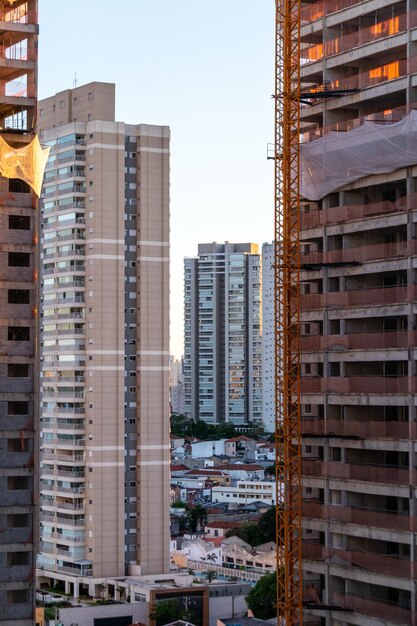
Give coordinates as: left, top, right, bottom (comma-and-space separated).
274, 1, 303, 625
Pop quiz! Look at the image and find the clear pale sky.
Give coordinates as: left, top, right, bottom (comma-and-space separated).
39, 1, 275, 358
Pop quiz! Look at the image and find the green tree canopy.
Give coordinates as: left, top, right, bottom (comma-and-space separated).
225, 506, 281, 546
246, 570, 283, 620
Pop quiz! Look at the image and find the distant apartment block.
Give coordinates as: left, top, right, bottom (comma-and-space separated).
169, 355, 185, 415
261, 242, 275, 433
184, 242, 262, 425
0, 1, 40, 624
36, 82, 170, 592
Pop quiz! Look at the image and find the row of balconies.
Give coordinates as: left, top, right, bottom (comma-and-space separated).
43, 216, 85, 231
301, 193, 414, 229
303, 541, 414, 580
41, 453, 84, 463
303, 501, 416, 533
303, 459, 414, 486
302, 284, 417, 311
301, 0, 363, 23
41, 437, 85, 448
43, 248, 85, 260
42, 530, 86, 544
40, 512, 85, 527
41, 419, 85, 431
301, 330, 417, 352
41, 466, 85, 479
301, 239, 417, 266
301, 12, 410, 64
43, 264, 85, 275
331, 592, 412, 625
302, 376, 417, 394
302, 417, 417, 439
41, 498, 85, 512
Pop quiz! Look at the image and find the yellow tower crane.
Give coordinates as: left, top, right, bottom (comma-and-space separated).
274, 1, 303, 625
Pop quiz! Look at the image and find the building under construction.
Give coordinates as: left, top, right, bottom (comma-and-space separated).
0, 0, 42, 625
299, 1, 417, 624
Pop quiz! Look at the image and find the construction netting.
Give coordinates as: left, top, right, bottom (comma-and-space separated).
0, 134, 49, 196
301, 109, 417, 201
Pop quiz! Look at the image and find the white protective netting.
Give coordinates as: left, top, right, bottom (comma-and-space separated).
301, 109, 417, 201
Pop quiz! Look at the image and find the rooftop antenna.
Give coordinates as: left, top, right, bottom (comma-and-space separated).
73, 73, 78, 89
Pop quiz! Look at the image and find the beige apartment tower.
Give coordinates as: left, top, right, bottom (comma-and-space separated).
36, 82, 170, 593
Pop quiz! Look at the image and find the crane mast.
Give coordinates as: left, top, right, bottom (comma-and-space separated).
274, 1, 303, 625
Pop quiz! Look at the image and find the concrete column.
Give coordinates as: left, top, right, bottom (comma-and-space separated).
73, 580, 79, 600
64, 579, 71, 595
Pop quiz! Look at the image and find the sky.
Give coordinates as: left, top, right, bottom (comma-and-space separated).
39, 1, 276, 358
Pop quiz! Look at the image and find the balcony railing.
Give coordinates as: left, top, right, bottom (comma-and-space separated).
301, 330, 417, 352
301, 193, 417, 229
301, 239, 417, 266
301, 13, 408, 64
301, 0, 363, 23
303, 460, 414, 486
302, 376, 417, 395
302, 285, 417, 311
303, 501, 417, 532
332, 592, 412, 625
303, 542, 415, 579
302, 417, 417, 439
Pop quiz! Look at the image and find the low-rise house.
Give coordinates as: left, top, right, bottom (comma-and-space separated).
219, 464, 265, 482
184, 468, 231, 485
211, 481, 276, 506
204, 520, 240, 538
255, 442, 275, 462
222, 537, 276, 571
172, 537, 222, 567
224, 436, 256, 460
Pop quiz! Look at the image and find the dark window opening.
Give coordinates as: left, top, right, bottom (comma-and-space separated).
7, 476, 29, 490
7, 589, 28, 604
8, 364, 29, 378
7, 551, 29, 566
8, 289, 30, 304
9, 179, 31, 194
9, 215, 30, 230
8, 401, 29, 415
7, 513, 29, 528
8, 326, 30, 341
8, 438, 30, 453
8, 252, 30, 267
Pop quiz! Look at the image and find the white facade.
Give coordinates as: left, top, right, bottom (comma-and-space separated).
184, 242, 262, 425
211, 480, 275, 505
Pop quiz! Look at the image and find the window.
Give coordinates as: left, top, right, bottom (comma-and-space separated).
9, 215, 30, 230
8, 439, 29, 453
8, 364, 29, 378
8, 401, 28, 415
8, 327, 30, 341
7, 476, 29, 490
7, 589, 28, 604
7, 551, 29, 566
7, 513, 28, 528
8, 252, 30, 267
8, 290, 30, 304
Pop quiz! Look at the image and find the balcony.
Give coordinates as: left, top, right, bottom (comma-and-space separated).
301, 0, 363, 23
302, 285, 417, 311
302, 376, 417, 395
41, 453, 84, 463
301, 240, 417, 266
41, 419, 85, 432
303, 460, 414, 486
302, 418, 417, 439
301, 13, 408, 65
41, 437, 85, 448
303, 542, 415, 579
301, 193, 415, 230
332, 592, 412, 625
303, 501, 417, 533
301, 330, 417, 352
43, 248, 85, 260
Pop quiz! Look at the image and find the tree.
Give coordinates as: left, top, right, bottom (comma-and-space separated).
246, 570, 284, 620
186, 504, 207, 532
206, 553, 217, 563
204, 570, 217, 583
224, 506, 283, 547
150, 599, 184, 625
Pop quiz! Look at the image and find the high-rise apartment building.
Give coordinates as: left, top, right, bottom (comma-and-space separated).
300, 2, 417, 624
36, 82, 170, 593
0, 1, 40, 624
261, 242, 275, 433
184, 242, 262, 425
170, 356, 185, 415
